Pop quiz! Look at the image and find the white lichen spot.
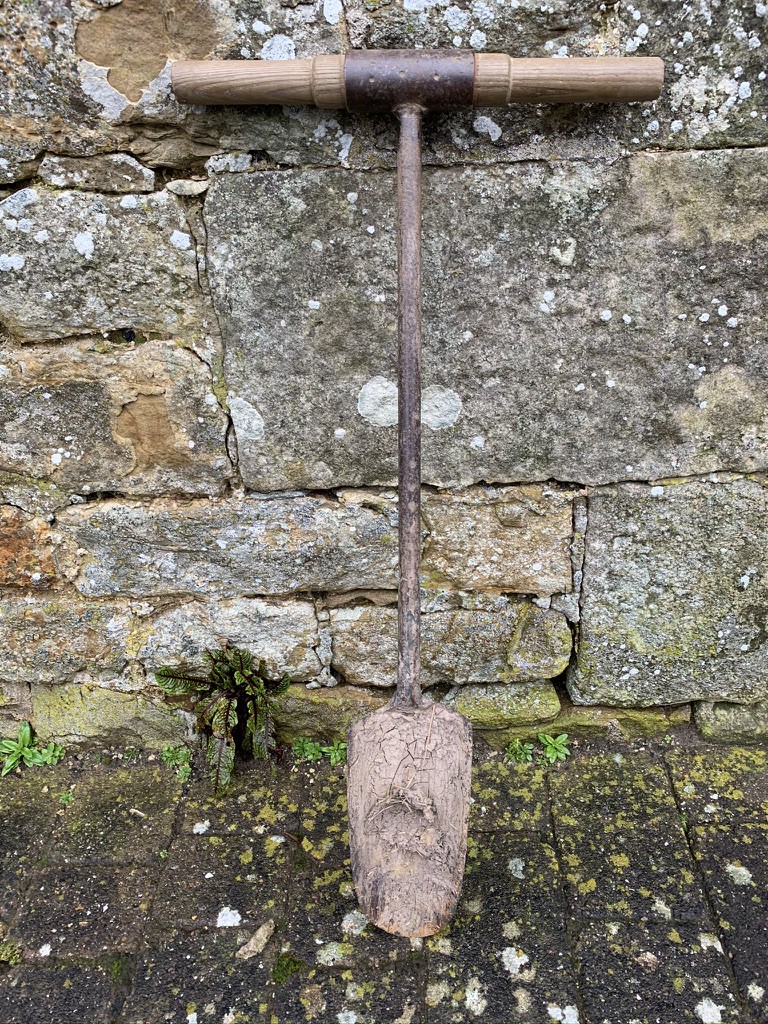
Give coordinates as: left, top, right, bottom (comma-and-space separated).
192, 819, 211, 834
469, 29, 487, 49
261, 35, 296, 60
73, 231, 94, 259
444, 5, 470, 31
170, 230, 192, 250
422, 385, 462, 430
34, 229, 49, 243
550, 238, 576, 266
337, 1012, 357, 1024
473, 115, 502, 141
0, 253, 24, 272
507, 857, 525, 878
39, 944, 51, 957
323, 0, 343, 23
547, 1006, 580, 1023
120, 195, 138, 210
501, 947, 530, 977
342, 910, 369, 935
426, 980, 451, 1006
78, 60, 131, 120
652, 897, 672, 918
317, 942, 350, 966
205, 152, 253, 175
308, 299, 321, 309
252, 19, 270, 34
747, 983, 765, 1002
695, 998, 723, 1023
725, 862, 753, 885
600, 308, 613, 321
187, 1013, 198, 1024
50, 452, 63, 466
465, 977, 487, 1016
357, 376, 398, 427
229, 396, 265, 444
470, 435, 485, 449
699, 933, 723, 953
216, 907, 242, 927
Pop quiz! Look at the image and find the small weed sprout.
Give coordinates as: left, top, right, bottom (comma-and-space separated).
59, 790, 74, 807
292, 738, 323, 762
0, 722, 64, 777
322, 738, 348, 766
0, 941, 22, 967
156, 645, 290, 796
504, 739, 535, 764
161, 744, 192, 782
293, 737, 348, 766
537, 732, 571, 764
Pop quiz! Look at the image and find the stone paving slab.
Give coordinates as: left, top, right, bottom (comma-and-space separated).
0, 741, 766, 1024
692, 825, 768, 1023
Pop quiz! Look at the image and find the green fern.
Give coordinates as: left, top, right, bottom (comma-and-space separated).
156, 645, 290, 795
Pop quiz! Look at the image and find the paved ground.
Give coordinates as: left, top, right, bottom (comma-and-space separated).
1, 738, 767, 1024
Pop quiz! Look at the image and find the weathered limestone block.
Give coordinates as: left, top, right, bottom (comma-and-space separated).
38, 154, 155, 193
423, 486, 572, 595
330, 599, 571, 688
54, 494, 399, 599
138, 598, 321, 682
0, 187, 202, 342
442, 682, 561, 729
54, 488, 571, 599
0, 597, 131, 685
694, 701, 768, 744
0, 1, 115, 183
273, 683, 388, 743
0, 340, 230, 499
32, 682, 190, 749
207, 150, 768, 489
0, 507, 56, 588
570, 478, 768, 707
0, 681, 33, 740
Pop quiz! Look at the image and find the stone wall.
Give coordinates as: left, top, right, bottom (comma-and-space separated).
1, 0, 766, 748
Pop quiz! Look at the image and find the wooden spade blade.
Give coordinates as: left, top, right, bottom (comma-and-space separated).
347, 702, 472, 938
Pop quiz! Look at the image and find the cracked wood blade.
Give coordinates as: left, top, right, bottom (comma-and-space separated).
347, 702, 472, 938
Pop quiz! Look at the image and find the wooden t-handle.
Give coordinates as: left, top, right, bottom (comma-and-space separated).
171, 53, 663, 109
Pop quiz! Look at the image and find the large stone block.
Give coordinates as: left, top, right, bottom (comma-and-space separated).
442, 681, 561, 730
0, 340, 230, 499
694, 700, 768, 744
422, 485, 572, 595
330, 598, 571, 688
0, 597, 132, 685
570, 477, 768, 707
0, 506, 55, 588
0, 187, 202, 342
32, 682, 191, 749
206, 149, 768, 490
54, 493, 399, 599
138, 597, 321, 682
54, 487, 570, 599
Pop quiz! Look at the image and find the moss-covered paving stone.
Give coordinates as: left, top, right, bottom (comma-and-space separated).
556, 818, 709, 926
181, 758, 303, 837
8, 865, 153, 959
550, 749, 677, 828
426, 847, 576, 1024
692, 824, 768, 1022
48, 762, 183, 865
666, 747, 768, 825
121, 929, 274, 1024
270, 957, 428, 1024
0, 765, 71, 920
469, 754, 549, 834
575, 921, 742, 1024
148, 833, 290, 940
0, 963, 115, 1024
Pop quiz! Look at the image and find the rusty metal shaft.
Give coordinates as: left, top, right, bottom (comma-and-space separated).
394, 103, 423, 709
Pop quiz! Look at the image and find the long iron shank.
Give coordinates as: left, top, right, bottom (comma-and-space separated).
394, 103, 423, 709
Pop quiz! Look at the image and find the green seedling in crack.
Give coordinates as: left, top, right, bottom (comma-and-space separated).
0, 722, 64, 777
538, 732, 571, 765
504, 739, 535, 764
156, 645, 290, 796
161, 744, 192, 782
